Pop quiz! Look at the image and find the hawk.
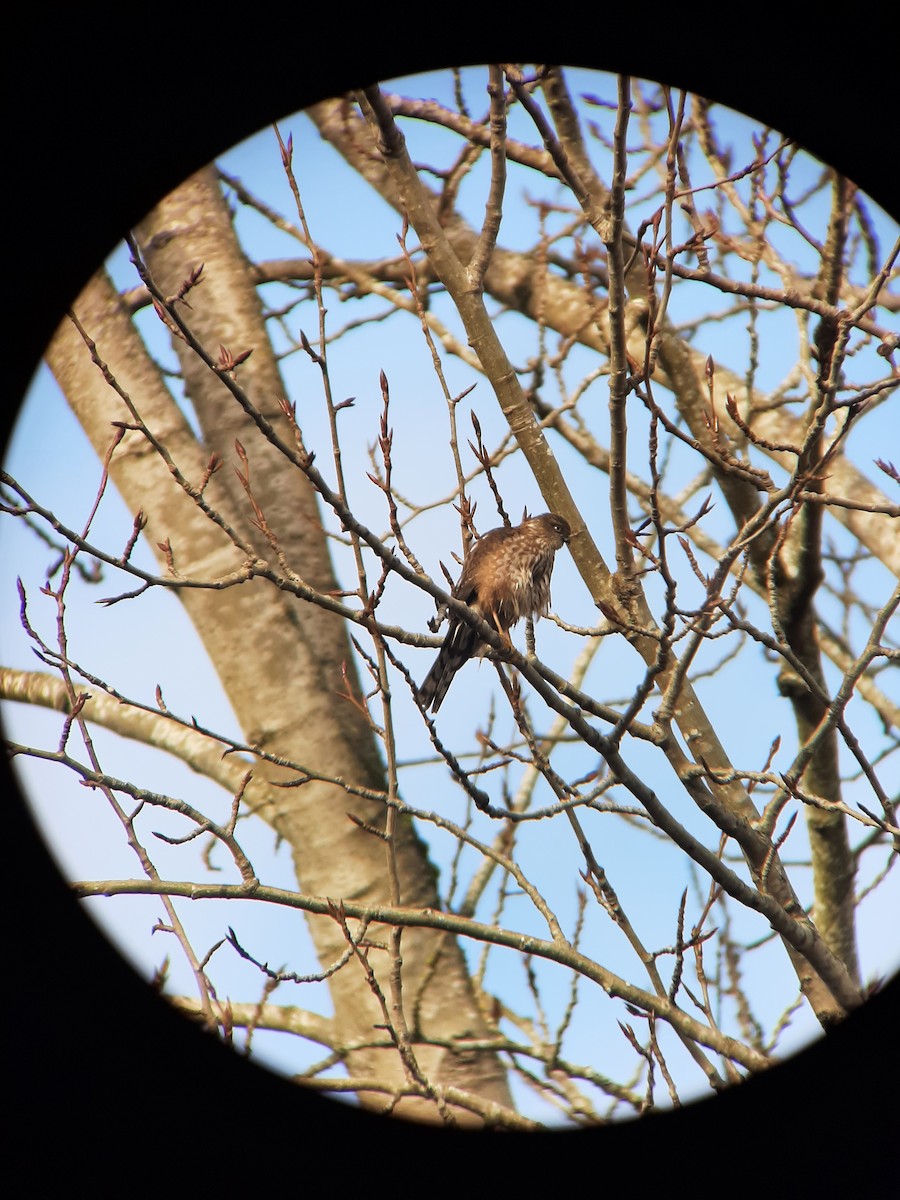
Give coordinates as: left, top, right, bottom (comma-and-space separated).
417, 512, 571, 713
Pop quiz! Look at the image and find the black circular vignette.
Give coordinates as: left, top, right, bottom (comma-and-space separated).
5, 19, 897, 1190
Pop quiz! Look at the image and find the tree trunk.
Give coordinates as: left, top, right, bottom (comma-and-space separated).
45, 167, 514, 1123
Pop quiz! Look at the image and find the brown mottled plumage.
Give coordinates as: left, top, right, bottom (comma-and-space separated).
417, 513, 571, 713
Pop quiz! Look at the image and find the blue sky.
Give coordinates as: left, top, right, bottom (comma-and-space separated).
2, 67, 897, 1121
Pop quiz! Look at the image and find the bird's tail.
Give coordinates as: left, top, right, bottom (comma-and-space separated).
417, 622, 480, 713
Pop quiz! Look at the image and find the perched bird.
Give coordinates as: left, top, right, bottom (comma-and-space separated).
417, 512, 571, 713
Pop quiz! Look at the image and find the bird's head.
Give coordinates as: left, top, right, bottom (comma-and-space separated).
531, 513, 571, 549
